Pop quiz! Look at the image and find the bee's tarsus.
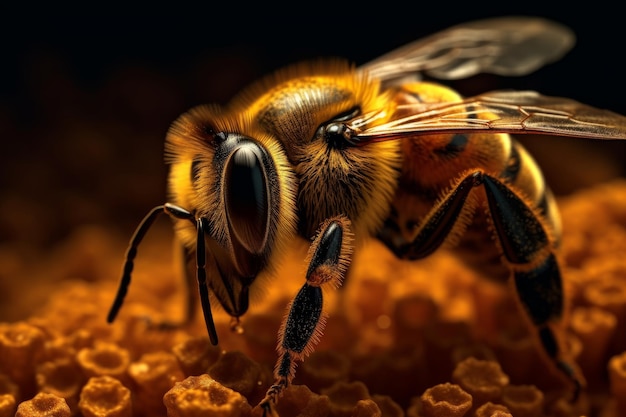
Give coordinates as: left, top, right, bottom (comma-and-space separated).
557, 360, 583, 403
259, 393, 279, 417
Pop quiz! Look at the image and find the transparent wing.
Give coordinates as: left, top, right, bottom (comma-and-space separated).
349, 90, 626, 142
361, 16, 575, 83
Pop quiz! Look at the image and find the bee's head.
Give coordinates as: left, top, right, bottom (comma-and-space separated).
164, 106, 298, 316
229, 60, 403, 240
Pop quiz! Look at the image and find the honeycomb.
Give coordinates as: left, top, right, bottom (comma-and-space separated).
1, 180, 625, 416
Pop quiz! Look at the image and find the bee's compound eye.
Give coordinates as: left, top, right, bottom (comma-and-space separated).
224, 144, 269, 254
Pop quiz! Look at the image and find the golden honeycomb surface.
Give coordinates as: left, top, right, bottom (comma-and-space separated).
0, 180, 625, 417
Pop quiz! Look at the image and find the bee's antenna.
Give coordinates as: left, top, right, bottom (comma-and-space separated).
107, 205, 169, 323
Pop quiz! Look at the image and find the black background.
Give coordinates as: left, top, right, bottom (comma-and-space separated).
1, 5, 625, 252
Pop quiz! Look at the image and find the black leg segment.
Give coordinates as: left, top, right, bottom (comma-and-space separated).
260, 216, 353, 414
402, 172, 482, 260
482, 175, 549, 264
281, 284, 323, 353
514, 253, 563, 326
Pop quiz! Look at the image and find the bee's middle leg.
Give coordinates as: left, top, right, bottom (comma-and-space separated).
259, 215, 353, 414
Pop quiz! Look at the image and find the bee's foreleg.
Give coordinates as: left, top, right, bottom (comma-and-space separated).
259, 216, 353, 415
480, 173, 584, 400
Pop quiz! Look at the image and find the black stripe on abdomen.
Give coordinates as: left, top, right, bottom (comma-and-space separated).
500, 141, 521, 183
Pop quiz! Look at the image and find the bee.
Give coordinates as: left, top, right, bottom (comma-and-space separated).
107, 16, 626, 414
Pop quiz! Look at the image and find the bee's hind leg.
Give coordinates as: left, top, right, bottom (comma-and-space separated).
480, 172, 584, 400
258, 215, 353, 415
378, 170, 584, 400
